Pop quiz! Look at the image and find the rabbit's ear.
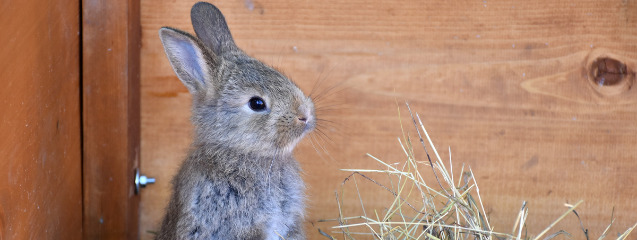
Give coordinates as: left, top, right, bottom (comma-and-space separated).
159, 27, 216, 93
191, 2, 238, 56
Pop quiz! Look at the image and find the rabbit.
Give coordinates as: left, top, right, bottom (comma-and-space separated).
155, 2, 315, 240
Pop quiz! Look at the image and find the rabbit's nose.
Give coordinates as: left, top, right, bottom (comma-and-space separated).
296, 108, 311, 123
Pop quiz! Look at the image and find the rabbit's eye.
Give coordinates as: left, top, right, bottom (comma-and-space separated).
248, 97, 267, 112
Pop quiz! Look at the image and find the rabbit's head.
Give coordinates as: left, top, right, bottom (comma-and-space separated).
159, 2, 315, 157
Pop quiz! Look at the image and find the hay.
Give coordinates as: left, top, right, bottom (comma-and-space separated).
319, 103, 636, 240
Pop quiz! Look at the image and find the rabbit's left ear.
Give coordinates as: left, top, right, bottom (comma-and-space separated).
158, 27, 217, 94
191, 2, 238, 56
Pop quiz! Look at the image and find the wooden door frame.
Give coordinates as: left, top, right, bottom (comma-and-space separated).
82, 0, 141, 239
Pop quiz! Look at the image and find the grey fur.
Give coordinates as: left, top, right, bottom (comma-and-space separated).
156, 2, 315, 239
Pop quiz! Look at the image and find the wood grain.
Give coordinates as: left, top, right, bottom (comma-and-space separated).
82, 0, 141, 239
140, 0, 637, 239
0, 0, 82, 239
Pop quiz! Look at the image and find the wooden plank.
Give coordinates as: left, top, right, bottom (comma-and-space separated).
82, 0, 141, 239
0, 0, 82, 239
140, 0, 637, 239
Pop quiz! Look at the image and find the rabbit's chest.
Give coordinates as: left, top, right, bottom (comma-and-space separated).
265, 212, 290, 240
261, 170, 304, 239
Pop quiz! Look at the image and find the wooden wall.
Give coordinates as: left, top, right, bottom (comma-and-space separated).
140, 0, 637, 239
0, 1, 82, 239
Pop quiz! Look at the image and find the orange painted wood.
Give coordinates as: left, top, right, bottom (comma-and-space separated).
82, 0, 141, 239
0, 0, 82, 239
140, 0, 637, 239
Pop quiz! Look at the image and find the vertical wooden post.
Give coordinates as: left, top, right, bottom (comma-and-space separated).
82, 0, 141, 239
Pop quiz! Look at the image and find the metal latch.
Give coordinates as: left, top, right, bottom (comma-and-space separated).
134, 168, 155, 194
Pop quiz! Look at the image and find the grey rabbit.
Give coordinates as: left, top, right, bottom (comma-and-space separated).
156, 2, 315, 239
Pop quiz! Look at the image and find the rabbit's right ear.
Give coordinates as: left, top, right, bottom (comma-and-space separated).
190, 2, 238, 56
158, 27, 216, 94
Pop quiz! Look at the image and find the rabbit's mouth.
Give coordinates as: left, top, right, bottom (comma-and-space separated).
282, 135, 307, 155
277, 120, 314, 154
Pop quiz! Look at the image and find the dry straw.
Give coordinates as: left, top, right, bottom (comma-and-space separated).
319, 103, 636, 240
